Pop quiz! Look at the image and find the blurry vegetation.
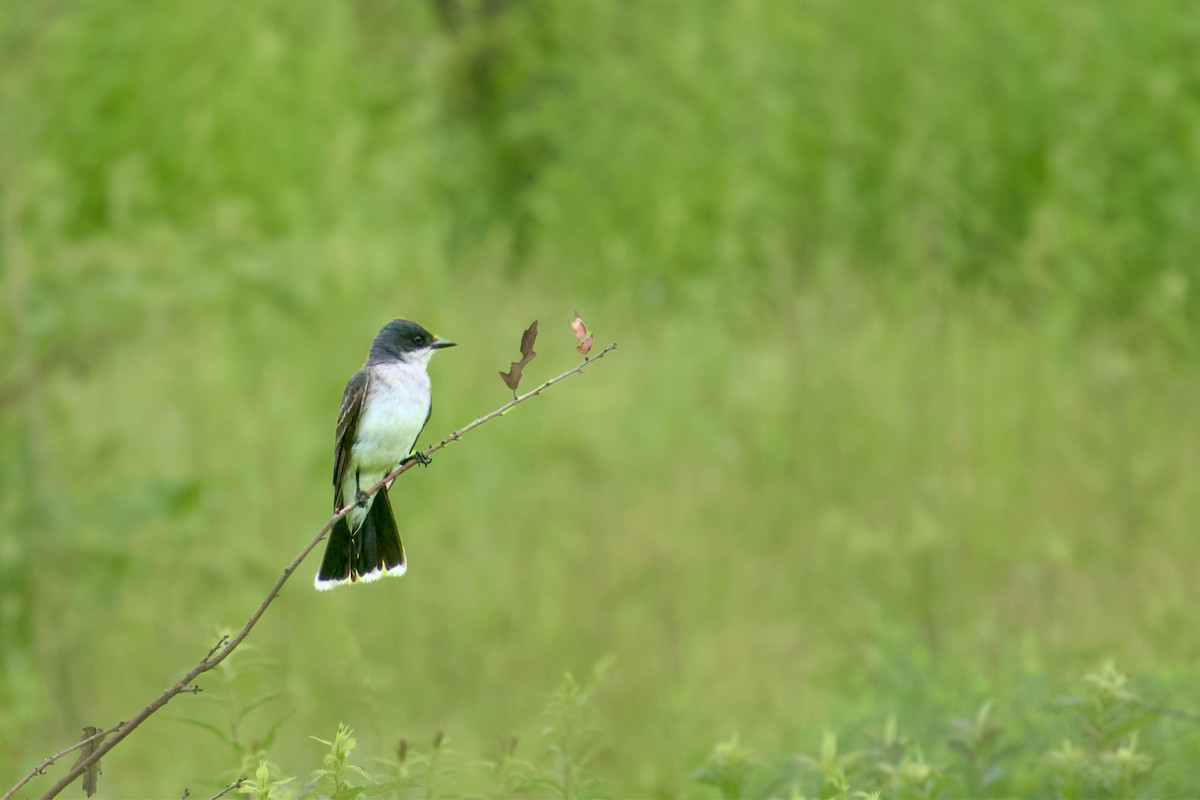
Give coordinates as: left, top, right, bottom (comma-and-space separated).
3, 0, 1200, 796
195, 662, 1189, 798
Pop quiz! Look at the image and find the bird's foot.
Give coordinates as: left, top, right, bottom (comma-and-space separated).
401, 452, 432, 468
355, 490, 370, 508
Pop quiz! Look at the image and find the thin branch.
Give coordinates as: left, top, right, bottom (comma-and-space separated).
1, 724, 120, 800
206, 776, 247, 800
13, 343, 618, 800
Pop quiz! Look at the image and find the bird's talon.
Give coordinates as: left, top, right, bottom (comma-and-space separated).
355, 490, 370, 508
402, 452, 432, 468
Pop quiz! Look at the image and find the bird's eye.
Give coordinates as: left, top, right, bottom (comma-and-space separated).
412, 334, 425, 346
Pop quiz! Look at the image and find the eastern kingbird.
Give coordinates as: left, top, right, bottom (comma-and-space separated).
315, 319, 457, 590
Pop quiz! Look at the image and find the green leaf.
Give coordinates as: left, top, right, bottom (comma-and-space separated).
1098, 710, 1159, 748
299, 769, 332, 796
237, 691, 289, 722
357, 779, 412, 798
169, 717, 236, 749
343, 764, 372, 782
256, 711, 296, 752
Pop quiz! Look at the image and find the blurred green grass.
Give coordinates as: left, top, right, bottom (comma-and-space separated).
3, 0, 1200, 796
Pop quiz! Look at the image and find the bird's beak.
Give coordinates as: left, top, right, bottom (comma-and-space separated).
431, 337, 458, 350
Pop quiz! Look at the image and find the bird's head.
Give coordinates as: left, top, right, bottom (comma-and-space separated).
368, 319, 457, 366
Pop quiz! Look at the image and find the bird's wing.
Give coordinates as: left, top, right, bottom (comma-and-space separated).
333, 369, 370, 509
414, 403, 433, 454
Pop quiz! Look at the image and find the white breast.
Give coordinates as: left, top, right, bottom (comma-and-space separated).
355, 361, 431, 470
341, 361, 431, 524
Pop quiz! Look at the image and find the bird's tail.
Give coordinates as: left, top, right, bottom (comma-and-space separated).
314, 487, 407, 590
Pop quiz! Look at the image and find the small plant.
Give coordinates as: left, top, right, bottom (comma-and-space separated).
794, 718, 944, 800
793, 732, 876, 800
540, 657, 613, 799
736, 662, 1179, 800
694, 734, 761, 800
1043, 662, 1158, 799
405, 731, 463, 800
245, 761, 288, 800
479, 734, 538, 800
304, 724, 370, 799
947, 701, 1009, 795
239, 724, 409, 800
875, 748, 946, 800
211, 662, 617, 800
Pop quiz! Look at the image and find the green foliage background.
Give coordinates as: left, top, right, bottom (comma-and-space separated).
2, 0, 1199, 796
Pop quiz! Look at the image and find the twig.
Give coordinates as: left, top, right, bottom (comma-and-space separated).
206, 776, 247, 800
418, 343, 617, 459
203, 634, 230, 662
12, 343, 618, 800
1, 725, 120, 800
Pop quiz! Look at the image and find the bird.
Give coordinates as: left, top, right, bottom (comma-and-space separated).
315, 318, 457, 590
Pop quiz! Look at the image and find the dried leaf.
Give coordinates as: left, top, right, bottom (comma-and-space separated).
499, 320, 538, 393
571, 311, 593, 357
519, 322, 538, 360
74, 726, 105, 797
